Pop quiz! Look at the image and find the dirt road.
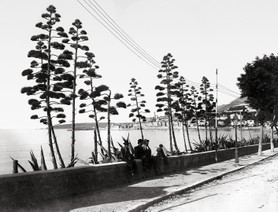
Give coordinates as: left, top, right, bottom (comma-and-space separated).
146, 154, 278, 212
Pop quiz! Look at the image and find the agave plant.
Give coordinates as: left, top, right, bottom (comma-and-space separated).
11, 146, 48, 173
28, 150, 40, 171
67, 156, 78, 168
192, 140, 207, 152
10, 157, 27, 173
217, 135, 229, 149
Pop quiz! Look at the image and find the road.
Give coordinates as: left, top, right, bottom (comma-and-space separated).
146, 154, 278, 212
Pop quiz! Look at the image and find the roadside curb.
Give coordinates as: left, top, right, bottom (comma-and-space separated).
129, 150, 278, 212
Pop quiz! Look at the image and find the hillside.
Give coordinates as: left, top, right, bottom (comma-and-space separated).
54, 122, 109, 130
218, 97, 247, 112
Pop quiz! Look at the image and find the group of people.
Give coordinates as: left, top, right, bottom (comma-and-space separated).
120, 138, 169, 175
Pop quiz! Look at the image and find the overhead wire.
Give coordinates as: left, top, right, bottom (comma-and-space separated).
77, 0, 159, 70
89, 0, 161, 67
218, 84, 240, 96
77, 0, 240, 99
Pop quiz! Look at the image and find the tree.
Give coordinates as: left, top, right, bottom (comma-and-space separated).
102, 90, 126, 160
174, 76, 194, 152
237, 54, 278, 154
21, 5, 71, 169
200, 76, 216, 146
155, 53, 180, 153
189, 86, 203, 143
127, 78, 150, 140
78, 52, 104, 163
61, 19, 91, 162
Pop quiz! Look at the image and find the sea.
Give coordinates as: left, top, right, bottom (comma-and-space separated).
0, 127, 269, 175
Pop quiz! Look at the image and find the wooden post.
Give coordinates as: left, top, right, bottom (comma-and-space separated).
233, 114, 239, 163
235, 123, 239, 163
13, 160, 18, 174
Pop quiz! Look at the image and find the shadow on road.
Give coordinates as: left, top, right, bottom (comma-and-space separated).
3, 185, 170, 212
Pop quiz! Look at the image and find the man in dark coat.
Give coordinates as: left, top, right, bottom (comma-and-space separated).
142, 139, 152, 171
134, 139, 144, 159
121, 139, 137, 175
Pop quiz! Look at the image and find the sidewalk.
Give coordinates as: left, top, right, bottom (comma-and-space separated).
25, 148, 278, 212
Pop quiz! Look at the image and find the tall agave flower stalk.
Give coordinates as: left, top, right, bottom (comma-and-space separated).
127, 78, 150, 140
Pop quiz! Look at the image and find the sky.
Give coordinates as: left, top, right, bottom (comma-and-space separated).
1, 0, 278, 129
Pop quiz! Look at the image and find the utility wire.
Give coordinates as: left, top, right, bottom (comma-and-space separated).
77, 0, 159, 70
218, 84, 240, 95
90, 0, 161, 67
218, 88, 239, 98
86, 0, 160, 68
77, 0, 240, 99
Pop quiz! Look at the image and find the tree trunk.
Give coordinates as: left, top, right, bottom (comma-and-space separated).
93, 106, 104, 155
47, 111, 58, 169
185, 121, 193, 152
205, 118, 208, 142
182, 123, 188, 153
107, 92, 112, 161
258, 125, 263, 156
51, 124, 65, 168
170, 111, 179, 152
168, 115, 173, 152
71, 40, 78, 163
134, 91, 144, 140
94, 130, 98, 163
91, 80, 104, 155
46, 26, 58, 169
196, 116, 202, 143
209, 123, 213, 149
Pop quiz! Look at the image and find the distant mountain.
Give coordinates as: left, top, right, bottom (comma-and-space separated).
54, 122, 109, 130
218, 97, 248, 112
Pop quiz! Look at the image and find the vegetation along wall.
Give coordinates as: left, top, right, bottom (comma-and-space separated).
0, 143, 275, 208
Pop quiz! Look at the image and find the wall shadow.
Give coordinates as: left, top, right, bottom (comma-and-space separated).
2, 185, 169, 212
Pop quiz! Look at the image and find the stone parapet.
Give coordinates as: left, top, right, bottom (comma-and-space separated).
0, 143, 275, 207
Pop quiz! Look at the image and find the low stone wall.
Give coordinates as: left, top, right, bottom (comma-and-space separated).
0, 143, 274, 207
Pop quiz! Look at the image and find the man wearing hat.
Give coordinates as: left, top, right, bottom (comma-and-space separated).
134, 139, 144, 159
142, 139, 152, 171
121, 139, 137, 175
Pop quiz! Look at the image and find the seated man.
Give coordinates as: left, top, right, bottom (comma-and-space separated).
121, 140, 137, 175
142, 139, 153, 171
134, 139, 144, 159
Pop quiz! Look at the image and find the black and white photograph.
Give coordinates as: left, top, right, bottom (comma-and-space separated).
0, 0, 278, 211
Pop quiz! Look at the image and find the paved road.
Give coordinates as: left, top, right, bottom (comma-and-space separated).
146, 154, 278, 212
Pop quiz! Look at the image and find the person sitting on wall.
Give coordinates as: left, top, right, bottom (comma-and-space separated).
113, 147, 122, 160
134, 139, 144, 159
121, 139, 137, 175
142, 139, 156, 172
156, 144, 169, 165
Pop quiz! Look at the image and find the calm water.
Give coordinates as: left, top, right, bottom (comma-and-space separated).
0, 127, 268, 175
